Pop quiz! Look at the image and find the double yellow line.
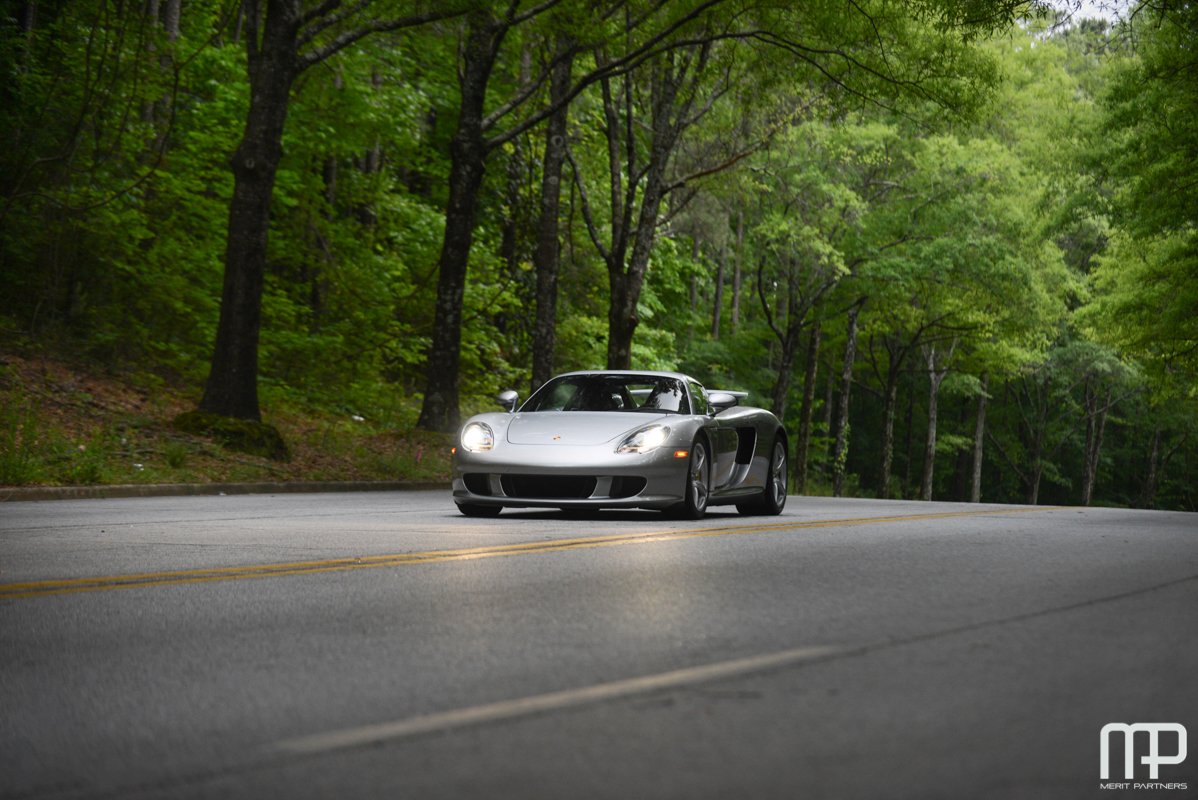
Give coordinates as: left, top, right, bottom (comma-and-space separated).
0, 506, 1056, 600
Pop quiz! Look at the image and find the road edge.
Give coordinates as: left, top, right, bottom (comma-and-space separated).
0, 480, 449, 502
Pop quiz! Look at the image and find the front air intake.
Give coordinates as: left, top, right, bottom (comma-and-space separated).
462, 473, 491, 495
500, 475, 597, 499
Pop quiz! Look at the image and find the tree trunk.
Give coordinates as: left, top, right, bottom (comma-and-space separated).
141, 0, 162, 124
919, 341, 955, 502
902, 384, 915, 496
832, 300, 863, 497
1027, 466, 1042, 505
877, 375, 899, 499
823, 356, 835, 437
530, 43, 574, 391
499, 50, 531, 278
970, 372, 988, 503
158, 0, 180, 149
605, 154, 669, 368
688, 259, 698, 346
499, 139, 524, 276
769, 328, 799, 420
951, 401, 971, 501
200, 2, 300, 420
1026, 421, 1045, 505
921, 365, 939, 501
711, 243, 726, 339
20, 2, 36, 34
1082, 379, 1096, 503
1081, 386, 1111, 506
162, 0, 180, 39
605, 178, 665, 369
1141, 427, 1162, 509
417, 10, 504, 431
606, 273, 641, 369
604, 48, 702, 369
794, 322, 820, 495
731, 210, 744, 333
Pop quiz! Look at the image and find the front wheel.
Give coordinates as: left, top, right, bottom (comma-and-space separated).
456, 502, 502, 518
670, 438, 710, 520
737, 436, 787, 516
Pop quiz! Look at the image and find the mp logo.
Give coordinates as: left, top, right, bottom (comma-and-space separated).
1100, 723, 1188, 780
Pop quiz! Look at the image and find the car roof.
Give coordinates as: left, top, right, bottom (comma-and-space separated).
554, 370, 696, 383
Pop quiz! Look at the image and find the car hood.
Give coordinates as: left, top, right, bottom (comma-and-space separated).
505, 412, 670, 446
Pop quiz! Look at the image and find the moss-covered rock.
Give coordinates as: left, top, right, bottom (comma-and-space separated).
172, 411, 290, 462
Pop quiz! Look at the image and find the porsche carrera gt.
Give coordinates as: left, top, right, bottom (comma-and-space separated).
451, 371, 788, 519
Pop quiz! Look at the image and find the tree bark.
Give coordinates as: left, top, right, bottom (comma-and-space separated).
530, 42, 574, 392
711, 243, 726, 339
769, 326, 799, 420
877, 376, 899, 499
606, 269, 645, 369
19, 2, 36, 34
417, 10, 505, 431
970, 372, 988, 503
919, 340, 955, 502
1081, 385, 1111, 506
605, 156, 668, 369
902, 383, 915, 495
1141, 427, 1161, 509
920, 363, 939, 501
871, 334, 919, 499
499, 139, 524, 276
794, 322, 820, 495
731, 210, 744, 334
141, 0, 163, 124
832, 300, 863, 497
1026, 402, 1046, 505
200, 0, 300, 420
162, 0, 180, 39
823, 357, 834, 431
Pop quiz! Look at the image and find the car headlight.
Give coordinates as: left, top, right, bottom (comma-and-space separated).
617, 424, 670, 454
461, 422, 495, 452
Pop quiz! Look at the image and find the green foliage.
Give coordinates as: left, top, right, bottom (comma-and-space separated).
1081, 3, 1198, 386
556, 315, 609, 372
0, 405, 47, 485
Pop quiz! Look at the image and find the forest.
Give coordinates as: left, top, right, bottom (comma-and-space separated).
1, 0, 1195, 509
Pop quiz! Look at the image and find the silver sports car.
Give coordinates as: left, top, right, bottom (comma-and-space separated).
451, 370, 788, 519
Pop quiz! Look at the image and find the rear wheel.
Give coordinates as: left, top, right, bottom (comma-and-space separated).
456, 502, 502, 518
737, 436, 787, 516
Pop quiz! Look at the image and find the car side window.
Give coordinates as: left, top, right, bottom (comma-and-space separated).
643, 380, 689, 414
688, 380, 710, 415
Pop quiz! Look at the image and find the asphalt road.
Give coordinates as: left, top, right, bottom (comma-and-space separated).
1, 491, 1195, 799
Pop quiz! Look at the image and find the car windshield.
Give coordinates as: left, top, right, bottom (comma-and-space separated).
522, 375, 691, 414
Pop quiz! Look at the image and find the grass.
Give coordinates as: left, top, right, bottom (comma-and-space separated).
0, 351, 453, 488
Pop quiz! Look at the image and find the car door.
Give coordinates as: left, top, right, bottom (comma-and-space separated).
690, 380, 738, 491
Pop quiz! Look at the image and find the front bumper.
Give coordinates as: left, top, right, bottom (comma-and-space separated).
452, 442, 687, 509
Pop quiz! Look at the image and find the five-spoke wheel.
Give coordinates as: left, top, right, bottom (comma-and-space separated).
674, 438, 710, 520
737, 436, 787, 516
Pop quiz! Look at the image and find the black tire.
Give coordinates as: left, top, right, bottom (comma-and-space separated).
736, 435, 787, 516
670, 437, 711, 520
456, 502, 502, 518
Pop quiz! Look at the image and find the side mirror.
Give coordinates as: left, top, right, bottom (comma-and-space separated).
497, 389, 519, 413
707, 391, 738, 414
